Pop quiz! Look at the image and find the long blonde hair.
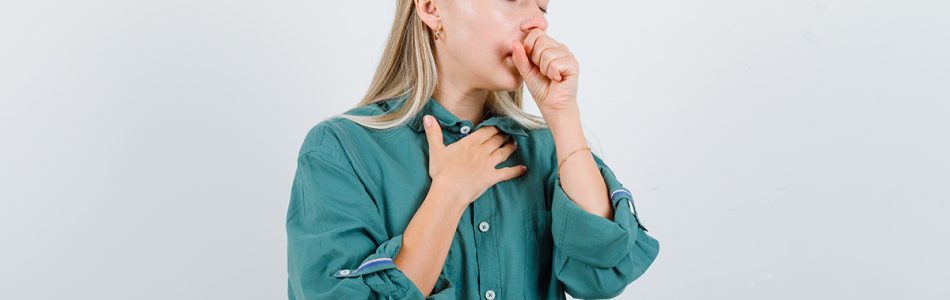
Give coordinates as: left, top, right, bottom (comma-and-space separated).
336, 0, 547, 131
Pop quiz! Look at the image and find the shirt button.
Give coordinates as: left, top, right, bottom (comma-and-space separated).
478, 221, 490, 232
485, 289, 496, 300
460, 125, 471, 134
339, 269, 350, 276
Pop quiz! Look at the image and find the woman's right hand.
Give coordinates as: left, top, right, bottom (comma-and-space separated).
422, 114, 527, 207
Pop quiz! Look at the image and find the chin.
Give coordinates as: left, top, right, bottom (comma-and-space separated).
486, 76, 522, 92
492, 70, 524, 91
478, 60, 523, 91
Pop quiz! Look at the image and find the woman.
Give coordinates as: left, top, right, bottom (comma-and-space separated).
286, 0, 659, 298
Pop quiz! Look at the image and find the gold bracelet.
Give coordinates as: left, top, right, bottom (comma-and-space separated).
557, 146, 591, 178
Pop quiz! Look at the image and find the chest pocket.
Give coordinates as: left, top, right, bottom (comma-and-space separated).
523, 209, 559, 299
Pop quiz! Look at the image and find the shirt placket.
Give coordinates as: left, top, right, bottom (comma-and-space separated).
453, 120, 502, 300
473, 188, 500, 300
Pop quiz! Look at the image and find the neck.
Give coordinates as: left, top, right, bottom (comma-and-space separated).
432, 70, 490, 126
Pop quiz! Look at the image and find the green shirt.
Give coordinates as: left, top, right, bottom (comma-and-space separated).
286, 95, 660, 299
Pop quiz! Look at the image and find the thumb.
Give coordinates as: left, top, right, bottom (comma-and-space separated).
422, 115, 444, 150
511, 40, 536, 79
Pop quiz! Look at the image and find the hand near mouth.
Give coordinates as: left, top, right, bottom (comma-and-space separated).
511, 29, 579, 115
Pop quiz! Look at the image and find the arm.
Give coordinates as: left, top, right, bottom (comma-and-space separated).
394, 180, 468, 297
511, 23, 659, 298
397, 113, 526, 297
286, 124, 456, 299
546, 109, 660, 299
548, 109, 613, 220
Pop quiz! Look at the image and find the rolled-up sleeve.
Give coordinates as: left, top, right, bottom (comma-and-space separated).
286, 124, 455, 299
549, 152, 660, 299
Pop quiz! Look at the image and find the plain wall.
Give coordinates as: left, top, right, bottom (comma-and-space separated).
1, 0, 947, 299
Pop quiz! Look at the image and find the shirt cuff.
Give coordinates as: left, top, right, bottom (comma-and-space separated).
551, 173, 649, 269
332, 234, 455, 298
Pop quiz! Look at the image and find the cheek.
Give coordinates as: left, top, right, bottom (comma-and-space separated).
446, 15, 521, 88
454, 16, 510, 60
465, 29, 515, 71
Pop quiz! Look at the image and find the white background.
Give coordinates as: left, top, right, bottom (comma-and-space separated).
1, 0, 947, 299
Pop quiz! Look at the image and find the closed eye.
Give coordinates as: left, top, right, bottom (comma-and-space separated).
512, 0, 548, 14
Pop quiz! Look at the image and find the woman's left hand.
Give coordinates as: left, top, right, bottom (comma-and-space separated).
511, 29, 580, 116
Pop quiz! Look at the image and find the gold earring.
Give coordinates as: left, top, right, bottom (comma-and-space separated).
433, 25, 443, 40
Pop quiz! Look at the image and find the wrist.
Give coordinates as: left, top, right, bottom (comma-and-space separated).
546, 111, 586, 149
542, 106, 590, 172
427, 179, 471, 213
542, 106, 581, 132
538, 101, 580, 123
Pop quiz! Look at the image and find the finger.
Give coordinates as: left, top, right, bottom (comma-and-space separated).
491, 139, 517, 162
531, 38, 560, 69
540, 50, 569, 81
494, 165, 528, 183
554, 54, 580, 80
468, 125, 500, 144
422, 115, 444, 150
481, 132, 509, 152
511, 40, 536, 78
522, 29, 546, 59
545, 56, 572, 82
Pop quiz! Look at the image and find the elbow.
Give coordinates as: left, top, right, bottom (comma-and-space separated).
559, 268, 635, 299
560, 250, 659, 299
564, 279, 629, 300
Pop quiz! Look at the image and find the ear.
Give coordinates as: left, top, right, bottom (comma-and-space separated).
414, 0, 441, 30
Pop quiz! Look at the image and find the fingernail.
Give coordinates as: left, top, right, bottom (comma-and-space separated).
521, 165, 528, 171
423, 115, 432, 127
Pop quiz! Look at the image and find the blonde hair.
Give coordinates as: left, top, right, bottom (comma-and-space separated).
336, 0, 548, 131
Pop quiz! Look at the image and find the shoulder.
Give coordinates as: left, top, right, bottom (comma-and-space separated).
296, 100, 395, 159
297, 119, 347, 162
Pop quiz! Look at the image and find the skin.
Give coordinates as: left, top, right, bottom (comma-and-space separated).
395, 0, 614, 296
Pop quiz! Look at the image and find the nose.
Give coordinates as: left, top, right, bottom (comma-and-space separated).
520, 12, 548, 33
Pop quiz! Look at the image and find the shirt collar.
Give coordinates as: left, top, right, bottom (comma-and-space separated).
390, 96, 528, 137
